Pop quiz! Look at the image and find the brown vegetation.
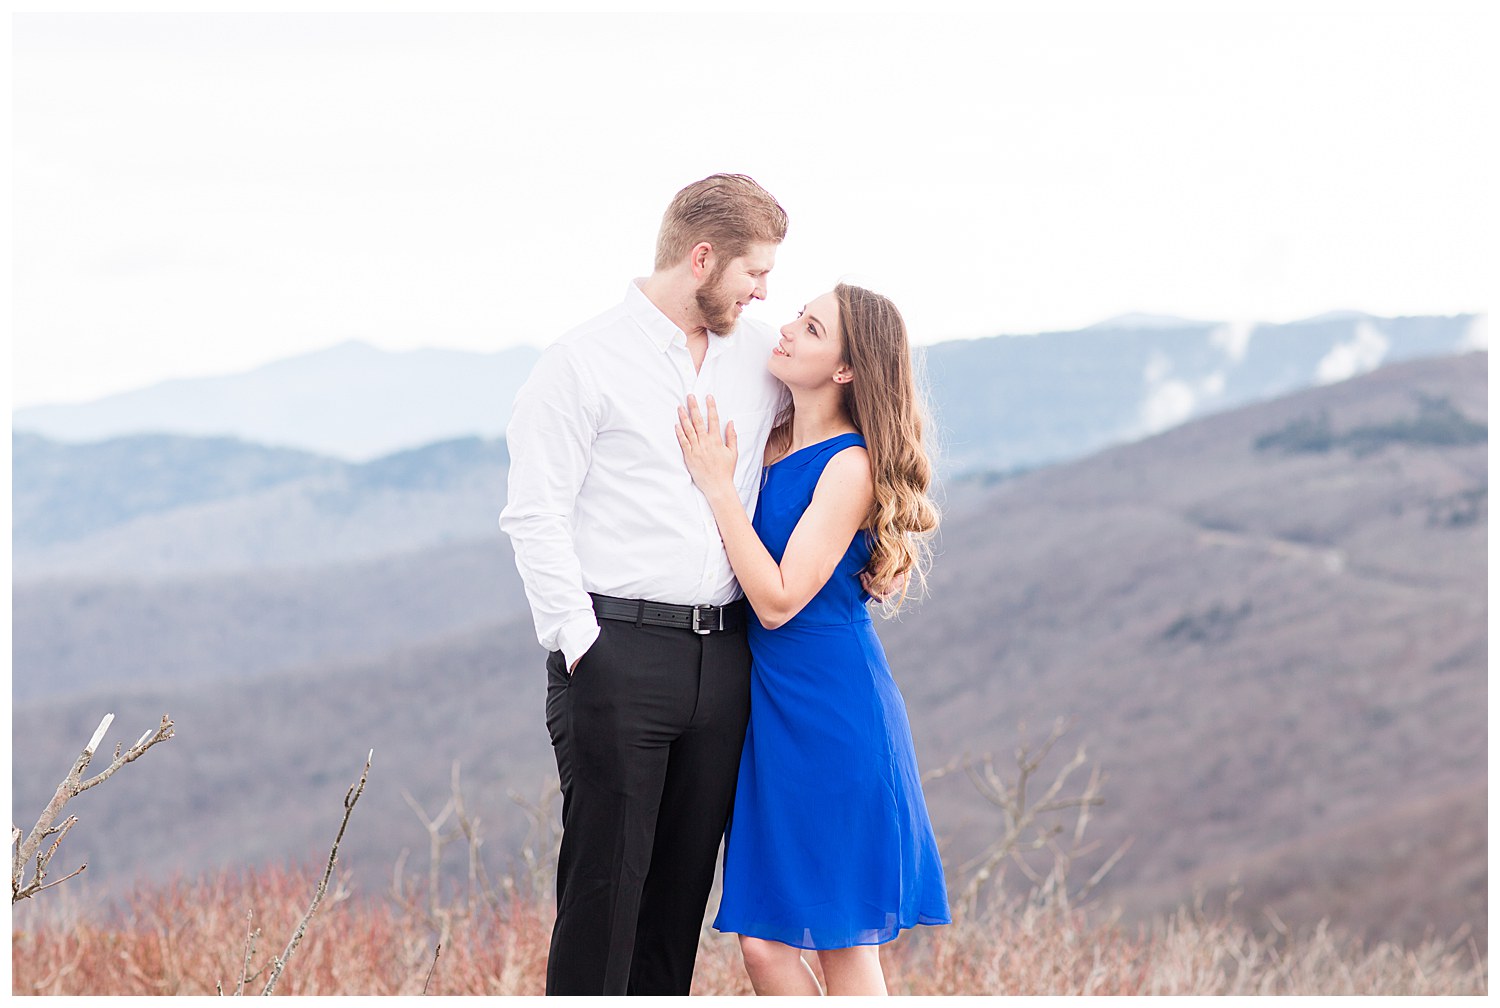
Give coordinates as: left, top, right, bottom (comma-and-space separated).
10, 872, 1486, 996
10, 718, 1487, 996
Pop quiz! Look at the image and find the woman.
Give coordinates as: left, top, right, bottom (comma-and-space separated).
675, 283, 949, 996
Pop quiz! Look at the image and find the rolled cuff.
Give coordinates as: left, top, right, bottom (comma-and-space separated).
558, 614, 601, 672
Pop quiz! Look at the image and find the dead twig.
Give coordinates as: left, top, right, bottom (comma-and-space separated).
12, 713, 175, 903
234, 909, 261, 996
449, 763, 504, 917
396, 762, 511, 947
260, 750, 372, 996
423, 942, 442, 995
400, 785, 455, 928
955, 717, 1127, 915
507, 779, 562, 902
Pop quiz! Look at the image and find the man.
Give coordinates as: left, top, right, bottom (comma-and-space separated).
499, 174, 789, 995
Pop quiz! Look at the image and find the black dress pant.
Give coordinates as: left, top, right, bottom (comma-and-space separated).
543, 613, 752, 996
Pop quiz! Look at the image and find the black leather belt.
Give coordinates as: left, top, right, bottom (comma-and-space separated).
590, 593, 745, 634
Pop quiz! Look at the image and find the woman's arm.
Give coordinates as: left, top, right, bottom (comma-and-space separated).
677, 396, 873, 630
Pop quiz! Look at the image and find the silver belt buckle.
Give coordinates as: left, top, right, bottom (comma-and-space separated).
691, 604, 719, 634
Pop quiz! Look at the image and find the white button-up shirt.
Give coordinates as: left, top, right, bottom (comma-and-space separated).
499, 280, 788, 668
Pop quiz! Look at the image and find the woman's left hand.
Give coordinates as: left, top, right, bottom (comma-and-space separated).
676, 394, 738, 499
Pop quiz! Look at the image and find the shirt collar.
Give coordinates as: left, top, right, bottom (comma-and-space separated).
625, 279, 740, 354
625, 280, 685, 353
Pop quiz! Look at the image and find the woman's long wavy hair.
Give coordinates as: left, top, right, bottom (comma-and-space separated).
767, 283, 940, 612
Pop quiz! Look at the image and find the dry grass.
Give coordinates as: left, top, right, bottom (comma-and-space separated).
10, 867, 1485, 996
11, 867, 552, 996
11, 737, 1486, 996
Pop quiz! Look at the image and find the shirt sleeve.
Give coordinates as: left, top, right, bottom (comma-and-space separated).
498, 342, 602, 668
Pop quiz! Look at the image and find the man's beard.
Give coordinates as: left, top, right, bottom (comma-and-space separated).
694, 262, 740, 335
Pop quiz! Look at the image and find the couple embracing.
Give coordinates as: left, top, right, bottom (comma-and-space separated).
500, 174, 949, 996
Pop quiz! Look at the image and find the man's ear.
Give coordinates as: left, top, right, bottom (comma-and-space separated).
833, 366, 854, 385
690, 241, 714, 280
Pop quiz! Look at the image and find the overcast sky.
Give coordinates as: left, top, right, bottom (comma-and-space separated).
11, 7, 1493, 407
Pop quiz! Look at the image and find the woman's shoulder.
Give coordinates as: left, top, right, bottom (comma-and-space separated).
813, 442, 873, 495
805, 435, 868, 469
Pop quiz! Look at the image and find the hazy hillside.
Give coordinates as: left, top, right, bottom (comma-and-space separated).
14, 436, 509, 580
927, 312, 1482, 472
13, 436, 522, 701
895, 350, 1486, 946
13, 312, 1483, 469
11, 352, 1485, 952
12, 539, 526, 702
13, 432, 337, 549
12, 341, 540, 460
12, 312, 1482, 578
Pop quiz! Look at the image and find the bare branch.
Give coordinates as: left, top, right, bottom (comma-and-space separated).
233, 909, 260, 996
423, 942, 442, 995
952, 718, 1122, 915
261, 751, 372, 996
449, 762, 503, 916
402, 785, 457, 927
76, 714, 177, 796
508, 780, 563, 902
391, 847, 411, 904
24, 863, 88, 898
13, 713, 175, 903
920, 751, 969, 786
1078, 836, 1133, 902
86, 714, 114, 756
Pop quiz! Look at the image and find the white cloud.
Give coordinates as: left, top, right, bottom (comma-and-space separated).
1314, 321, 1390, 384
1135, 353, 1228, 436
1140, 378, 1199, 435
1461, 314, 1488, 350
1143, 351, 1173, 385
1209, 320, 1256, 364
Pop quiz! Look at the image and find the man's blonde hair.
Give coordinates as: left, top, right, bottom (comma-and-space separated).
654, 174, 788, 271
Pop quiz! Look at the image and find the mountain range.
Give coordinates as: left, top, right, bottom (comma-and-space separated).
13, 312, 1484, 471
11, 350, 1486, 952
14, 342, 540, 461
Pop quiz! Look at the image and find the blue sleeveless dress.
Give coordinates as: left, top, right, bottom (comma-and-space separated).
713, 432, 951, 950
